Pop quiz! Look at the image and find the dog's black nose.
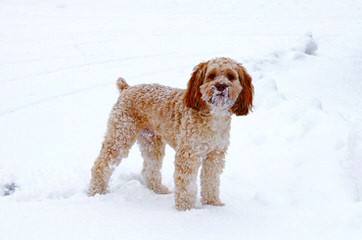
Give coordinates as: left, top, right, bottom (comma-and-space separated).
216, 83, 227, 92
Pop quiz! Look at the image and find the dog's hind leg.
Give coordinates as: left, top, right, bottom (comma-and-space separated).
88, 106, 138, 196
137, 127, 170, 194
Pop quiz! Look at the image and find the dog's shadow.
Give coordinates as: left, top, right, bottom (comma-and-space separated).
109, 172, 173, 201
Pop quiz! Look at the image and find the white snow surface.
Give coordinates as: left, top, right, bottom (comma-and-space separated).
1, 0, 362, 239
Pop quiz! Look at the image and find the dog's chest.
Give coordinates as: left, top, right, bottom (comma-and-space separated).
192, 114, 231, 153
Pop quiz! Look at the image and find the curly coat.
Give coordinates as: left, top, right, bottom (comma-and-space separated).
88, 57, 253, 210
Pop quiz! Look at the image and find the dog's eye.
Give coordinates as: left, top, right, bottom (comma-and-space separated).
227, 74, 236, 81
208, 73, 216, 80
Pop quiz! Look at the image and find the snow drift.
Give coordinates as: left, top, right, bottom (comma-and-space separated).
1, 1, 362, 239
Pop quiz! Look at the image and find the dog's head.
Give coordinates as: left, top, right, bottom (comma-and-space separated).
184, 57, 254, 116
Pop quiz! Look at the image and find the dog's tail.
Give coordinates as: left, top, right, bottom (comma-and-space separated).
116, 77, 129, 92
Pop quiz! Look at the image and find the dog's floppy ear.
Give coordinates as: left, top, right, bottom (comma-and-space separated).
231, 64, 254, 116
184, 61, 209, 111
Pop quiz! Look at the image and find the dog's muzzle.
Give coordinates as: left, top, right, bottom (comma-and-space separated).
211, 84, 233, 106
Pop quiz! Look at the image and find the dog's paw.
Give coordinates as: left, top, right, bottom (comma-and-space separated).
88, 184, 107, 196
175, 190, 197, 211
151, 184, 171, 194
175, 202, 194, 211
201, 199, 225, 206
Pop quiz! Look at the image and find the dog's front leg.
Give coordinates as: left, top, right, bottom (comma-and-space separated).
174, 148, 202, 211
200, 149, 226, 206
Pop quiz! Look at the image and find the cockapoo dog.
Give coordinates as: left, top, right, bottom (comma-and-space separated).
88, 57, 254, 210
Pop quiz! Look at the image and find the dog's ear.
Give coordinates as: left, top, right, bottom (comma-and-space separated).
231, 64, 254, 116
184, 61, 209, 111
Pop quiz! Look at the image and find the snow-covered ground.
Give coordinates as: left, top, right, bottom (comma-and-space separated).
1, 0, 362, 239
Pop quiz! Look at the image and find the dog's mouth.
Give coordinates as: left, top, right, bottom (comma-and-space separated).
215, 92, 225, 97
210, 90, 233, 106
200, 83, 236, 108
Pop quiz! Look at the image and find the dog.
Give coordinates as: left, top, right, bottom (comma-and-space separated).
88, 57, 253, 210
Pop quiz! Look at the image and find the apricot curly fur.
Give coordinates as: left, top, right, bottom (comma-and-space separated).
88, 57, 253, 210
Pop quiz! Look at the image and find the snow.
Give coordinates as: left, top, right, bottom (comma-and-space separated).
1, 0, 362, 239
